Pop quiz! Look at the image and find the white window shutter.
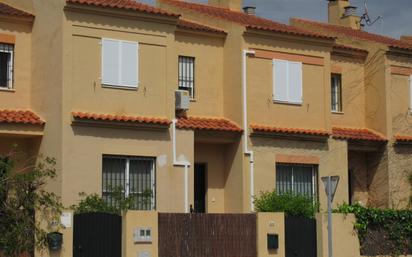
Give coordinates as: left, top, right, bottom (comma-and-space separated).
102, 39, 120, 86
288, 61, 303, 104
273, 59, 288, 102
120, 41, 138, 87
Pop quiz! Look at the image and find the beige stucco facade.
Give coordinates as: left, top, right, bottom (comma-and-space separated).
0, 0, 411, 256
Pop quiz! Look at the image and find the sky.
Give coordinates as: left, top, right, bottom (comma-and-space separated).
139, 0, 412, 39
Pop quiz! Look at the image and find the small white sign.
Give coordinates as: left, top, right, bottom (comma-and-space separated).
138, 251, 150, 257
60, 212, 72, 228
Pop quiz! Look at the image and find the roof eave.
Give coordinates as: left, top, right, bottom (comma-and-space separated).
64, 2, 179, 25
244, 26, 335, 47
0, 13, 34, 24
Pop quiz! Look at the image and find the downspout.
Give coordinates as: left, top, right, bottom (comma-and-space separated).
242, 50, 256, 212
172, 119, 191, 213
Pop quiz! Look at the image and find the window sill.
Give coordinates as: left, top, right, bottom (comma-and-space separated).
190, 98, 197, 102
331, 111, 344, 115
102, 84, 138, 91
273, 100, 303, 106
0, 87, 15, 92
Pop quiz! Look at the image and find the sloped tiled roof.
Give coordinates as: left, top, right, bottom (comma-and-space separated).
332, 127, 387, 142
66, 0, 178, 17
177, 117, 242, 132
0, 110, 44, 125
72, 112, 172, 126
292, 18, 412, 51
160, 0, 333, 40
0, 2, 34, 18
394, 135, 412, 143
177, 19, 227, 34
250, 124, 330, 137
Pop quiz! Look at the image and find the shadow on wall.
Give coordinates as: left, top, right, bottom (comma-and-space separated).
251, 136, 330, 152
72, 125, 171, 142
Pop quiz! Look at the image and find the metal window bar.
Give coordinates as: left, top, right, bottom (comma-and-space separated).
0, 43, 14, 89
178, 56, 195, 98
102, 155, 156, 210
276, 164, 318, 200
331, 74, 342, 112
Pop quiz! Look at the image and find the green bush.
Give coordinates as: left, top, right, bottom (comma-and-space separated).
335, 203, 412, 256
254, 191, 318, 218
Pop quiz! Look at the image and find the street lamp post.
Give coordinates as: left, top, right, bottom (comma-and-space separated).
321, 176, 340, 257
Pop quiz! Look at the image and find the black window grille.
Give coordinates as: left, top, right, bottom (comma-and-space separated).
178, 56, 195, 98
276, 164, 318, 200
331, 73, 342, 112
0, 43, 13, 89
102, 155, 155, 210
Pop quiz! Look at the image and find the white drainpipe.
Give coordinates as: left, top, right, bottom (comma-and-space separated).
172, 119, 191, 213
242, 50, 256, 212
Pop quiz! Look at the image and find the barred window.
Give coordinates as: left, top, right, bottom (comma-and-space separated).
0, 43, 14, 89
178, 56, 195, 98
331, 73, 342, 112
276, 164, 318, 199
102, 155, 155, 210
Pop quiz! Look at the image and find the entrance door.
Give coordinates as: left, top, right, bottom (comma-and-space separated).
194, 163, 207, 213
73, 212, 122, 257
285, 216, 317, 257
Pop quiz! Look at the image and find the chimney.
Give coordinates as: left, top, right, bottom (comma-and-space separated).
243, 6, 256, 15
209, 0, 243, 11
327, 0, 361, 30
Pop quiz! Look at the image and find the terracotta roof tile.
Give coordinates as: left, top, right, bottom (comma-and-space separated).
292, 18, 412, 51
332, 127, 386, 142
160, 0, 333, 40
394, 135, 412, 143
66, 0, 178, 17
250, 124, 330, 137
0, 110, 44, 125
177, 116, 242, 132
72, 112, 171, 126
0, 2, 34, 18
177, 19, 226, 34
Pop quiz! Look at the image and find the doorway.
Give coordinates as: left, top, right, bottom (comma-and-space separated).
194, 163, 207, 213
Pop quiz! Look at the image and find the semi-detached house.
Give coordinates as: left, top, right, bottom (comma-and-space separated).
0, 0, 411, 253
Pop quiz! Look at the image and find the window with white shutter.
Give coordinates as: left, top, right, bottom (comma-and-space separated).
273, 59, 303, 104
102, 38, 138, 88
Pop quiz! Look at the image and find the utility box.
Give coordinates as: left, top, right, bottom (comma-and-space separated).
267, 234, 279, 250
175, 90, 190, 110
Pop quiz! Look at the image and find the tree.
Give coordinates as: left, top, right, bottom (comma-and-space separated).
0, 150, 62, 257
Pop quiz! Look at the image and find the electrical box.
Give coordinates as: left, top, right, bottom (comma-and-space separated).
267, 234, 279, 250
175, 90, 190, 110
133, 227, 152, 243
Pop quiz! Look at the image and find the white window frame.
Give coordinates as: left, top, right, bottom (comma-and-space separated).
178, 55, 195, 98
102, 155, 156, 210
0, 45, 13, 89
273, 59, 303, 104
101, 38, 139, 89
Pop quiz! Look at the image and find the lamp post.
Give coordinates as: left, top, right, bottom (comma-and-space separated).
321, 176, 340, 257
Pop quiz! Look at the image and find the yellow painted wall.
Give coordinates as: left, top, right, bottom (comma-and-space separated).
257, 212, 285, 257
331, 56, 366, 128
175, 32, 225, 117
0, 20, 32, 110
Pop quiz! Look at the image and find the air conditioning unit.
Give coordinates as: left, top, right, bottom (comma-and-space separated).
175, 90, 190, 110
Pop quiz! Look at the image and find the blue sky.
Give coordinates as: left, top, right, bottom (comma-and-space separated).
139, 0, 411, 39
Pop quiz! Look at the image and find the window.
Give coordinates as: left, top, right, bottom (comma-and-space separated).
0, 43, 13, 89
101, 38, 138, 88
102, 155, 155, 210
178, 56, 195, 98
273, 59, 303, 104
276, 164, 318, 199
331, 73, 342, 112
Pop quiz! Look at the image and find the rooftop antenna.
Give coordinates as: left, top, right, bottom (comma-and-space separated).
360, 0, 383, 27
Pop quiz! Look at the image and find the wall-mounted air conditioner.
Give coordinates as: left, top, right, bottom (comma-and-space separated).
175, 90, 190, 110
